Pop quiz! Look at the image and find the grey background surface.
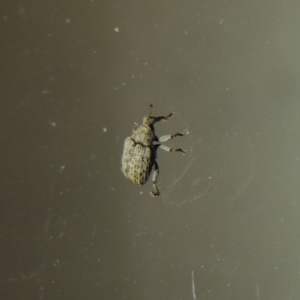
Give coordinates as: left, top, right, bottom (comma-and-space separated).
1, 0, 300, 299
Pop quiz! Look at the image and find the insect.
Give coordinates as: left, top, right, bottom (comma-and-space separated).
121, 104, 189, 196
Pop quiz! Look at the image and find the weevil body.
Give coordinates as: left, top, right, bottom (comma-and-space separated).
121, 105, 189, 196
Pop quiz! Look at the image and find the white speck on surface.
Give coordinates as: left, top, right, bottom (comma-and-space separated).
219, 18, 224, 24
49, 121, 56, 127
102, 127, 107, 133
58, 165, 65, 173
114, 27, 120, 32
65, 18, 70, 23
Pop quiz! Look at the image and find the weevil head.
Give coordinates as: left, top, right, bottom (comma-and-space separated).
142, 116, 155, 127
142, 104, 154, 126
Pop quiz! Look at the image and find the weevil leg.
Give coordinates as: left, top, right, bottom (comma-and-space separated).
150, 161, 160, 197
159, 144, 186, 155
158, 129, 189, 142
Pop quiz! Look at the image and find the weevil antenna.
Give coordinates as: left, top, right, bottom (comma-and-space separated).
149, 104, 153, 116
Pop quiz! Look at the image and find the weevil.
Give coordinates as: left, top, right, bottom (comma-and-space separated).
121, 104, 189, 196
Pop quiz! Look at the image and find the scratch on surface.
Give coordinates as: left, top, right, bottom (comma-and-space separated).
255, 279, 260, 300
192, 270, 196, 300
162, 159, 194, 201
171, 159, 194, 189
229, 160, 255, 205
289, 279, 294, 300
1, 261, 47, 284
